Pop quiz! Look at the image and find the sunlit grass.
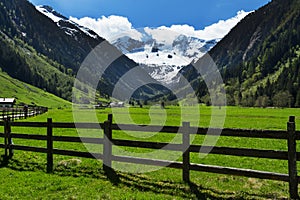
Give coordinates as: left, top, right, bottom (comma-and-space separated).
0, 105, 299, 199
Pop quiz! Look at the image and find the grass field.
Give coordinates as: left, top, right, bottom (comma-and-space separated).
0, 71, 71, 109
0, 105, 299, 199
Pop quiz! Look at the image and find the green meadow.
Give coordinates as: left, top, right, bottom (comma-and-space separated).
0, 105, 299, 199
0, 71, 71, 109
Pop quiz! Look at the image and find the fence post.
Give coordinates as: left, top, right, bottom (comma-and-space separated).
47, 118, 53, 173
7, 117, 13, 158
4, 118, 8, 158
19, 108, 24, 119
182, 122, 190, 183
287, 116, 299, 199
11, 109, 14, 121
103, 114, 113, 171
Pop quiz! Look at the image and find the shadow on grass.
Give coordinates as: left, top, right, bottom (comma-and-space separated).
103, 166, 120, 186
0, 155, 9, 168
0, 157, 283, 199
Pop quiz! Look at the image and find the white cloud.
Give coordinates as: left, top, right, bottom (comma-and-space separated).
69, 15, 143, 42
144, 26, 180, 45
145, 10, 250, 41
193, 10, 250, 40
70, 10, 250, 42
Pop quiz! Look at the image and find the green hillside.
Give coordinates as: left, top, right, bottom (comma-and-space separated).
181, 0, 300, 108
0, 70, 70, 108
0, 30, 74, 102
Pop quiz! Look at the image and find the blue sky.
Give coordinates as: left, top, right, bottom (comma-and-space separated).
29, 0, 270, 30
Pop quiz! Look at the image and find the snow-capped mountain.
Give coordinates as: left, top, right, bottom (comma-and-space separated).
36, 5, 100, 40
112, 30, 220, 84
36, 5, 222, 86
113, 33, 219, 65
37, 4, 219, 85
34, 5, 167, 99
36, 5, 203, 85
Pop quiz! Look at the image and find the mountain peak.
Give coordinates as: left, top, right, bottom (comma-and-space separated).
113, 30, 220, 67
36, 5, 99, 39
111, 31, 220, 85
36, 5, 68, 22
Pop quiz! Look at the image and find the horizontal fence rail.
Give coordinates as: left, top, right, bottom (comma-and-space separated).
0, 106, 48, 121
0, 115, 299, 199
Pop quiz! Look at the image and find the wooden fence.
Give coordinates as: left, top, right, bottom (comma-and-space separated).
0, 115, 299, 199
0, 106, 48, 121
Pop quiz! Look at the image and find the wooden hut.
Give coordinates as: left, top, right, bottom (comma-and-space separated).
0, 98, 16, 108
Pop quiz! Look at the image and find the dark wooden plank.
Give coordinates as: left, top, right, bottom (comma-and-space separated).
111, 124, 179, 133
196, 128, 287, 139
11, 133, 47, 140
9, 133, 104, 144
53, 149, 103, 159
11, 145, 48, 153
53, 136, 104, 144
287, 116, 299, 199
103, 120, 112, 169
5, 121, 295, 141
112, 139, 182, 151
189, 163, 290, 182
221, 129, 287, 139
52, 122, 75, 128
47, 118, 53, 173
52, 122, 105, 129
10, 122, 47, 127
296, 131, 300, 140
160, 126, 181, 133
11, 145, 102, 159
112, 155, 182, 169
112, 124, 288, 139
297, 153, 300, 161
4, 119, 8, 157
0, 143, 5, 148
189, 145, 288, 160
182, 122, 190, 182
0, 133, 4, 138
7, 119, 13, 158
113, 140, 289, 160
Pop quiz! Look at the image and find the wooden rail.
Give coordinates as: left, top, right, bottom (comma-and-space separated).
0, 115, 299, 199
0, 106, 48, 121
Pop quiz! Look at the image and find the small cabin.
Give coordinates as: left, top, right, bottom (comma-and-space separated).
0, 98, 16, 108
109, 102, 125, 108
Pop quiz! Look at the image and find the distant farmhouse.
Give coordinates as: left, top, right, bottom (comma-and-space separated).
0, 98, 16, 108
109, 102, 125, 108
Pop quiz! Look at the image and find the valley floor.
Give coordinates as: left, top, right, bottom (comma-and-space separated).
0, 106, 299, 199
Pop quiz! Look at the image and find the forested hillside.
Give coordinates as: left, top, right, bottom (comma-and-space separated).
0, 31, 74, 100
0, 0, 100, 101
0, 0, 103, 72
0, 0, 164, 102
181, 0, 300, 107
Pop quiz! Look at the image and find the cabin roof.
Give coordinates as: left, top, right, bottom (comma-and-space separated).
0, 98, 16, 104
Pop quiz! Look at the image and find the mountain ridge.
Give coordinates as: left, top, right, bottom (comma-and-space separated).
0, 0, 165, 102
70, 10, 250, 85
111, 28, 220, 85
180, 0, 300, 107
